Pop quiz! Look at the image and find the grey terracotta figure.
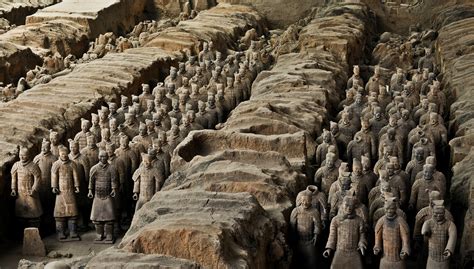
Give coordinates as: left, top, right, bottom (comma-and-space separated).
373, 197, 410, 269
11, 147, 43, 228
88, 150, 118, 243
314, 152, 339, 196
323, 196, 367, 269
51, 146, 80, 241
132, 153, 165, 211
421, 200, 456, 269
290, 190, 322, 269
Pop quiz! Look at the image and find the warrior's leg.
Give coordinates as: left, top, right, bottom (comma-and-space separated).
93, 221, 104, 241
68, 217, 79, 239
55, 217, 67, 240
105, 221, 114, 242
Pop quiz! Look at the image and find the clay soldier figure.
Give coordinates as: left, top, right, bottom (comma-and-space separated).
355, 118, 377, 160
168, 98, 182, 124
338, 111, 358, 153
378, 128, 404, 167
109, 118, 121, 147
415, 156, 446, 190
121, 112, 139, 139
98, 108, 110, 130
406, 147, 426, 186
50, 130, 62, 158
196, 100, 210, 129
115, 134, 138, 219
74, 118, 91, 151
164, 68, 182, 93
138, 84, 155, 108
11, 147, 43, 228
108, 102, 124, 125
373, 197, 410, 269
68, 139, 91, 230
315, 152, 339, 196
33, 139, 57, 229
347, 65, 364, 90
296, 185, 328, 228
329, 173, 353, 219
154, 85, 172, 112
414, 192, 453, 259
347, 133, 371, 166
386, 162, 408, 207
106, 143, 125, 235
418, 47, 436, 73
361, 155, 377, 193
323, 196, 367, 269
352, 159, 373, 206
89, 114, 101, 143
167, 125, 182, 151
142, 100, 155, 121
316, 130, 338, 167
290, 190, 322, 269
366, 65, 383, 94
88, 150, 118, 243
51, 146, 80, 241
97, 128, 112, 151
132, 122, 152, 154
117, 95, 130, 116
81, 134, 99, 167
156, 132, 171, 177
206, 94, 219, 128
421, 201, 457, 269
199, 42, 215, 63
132, 153, 165, 211
409, 164, 444, 213
426, 112, 448, 156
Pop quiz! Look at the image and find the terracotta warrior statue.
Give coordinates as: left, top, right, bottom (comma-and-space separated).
68, 139, 90, 230
373, 197, 410, 269
314, 152, 339, 196
290, 190, 322, 269
51, 146, 80, 241
421, 200, 457, 269
11, 147, 43, 228
88, 150, 118, 243
33, 138, 57, 227
132, 153, 165, 211
323, 196, 367, 269
74, 118, 91, 151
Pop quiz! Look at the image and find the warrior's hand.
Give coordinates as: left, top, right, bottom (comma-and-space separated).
311, 236, 318, 246
75, 187, 80, 193
358, 245, 366, 256
10, 190, 16, 197
110, 189, 116, 198
373, 247, 381, 256
408, 203, 414, 211
52, 188, 59, 194
400, 251, 408, 259
28, 190, 35, 196
443, 250, 451, 258
323, 249, 332, 258
87, 190, 93, 199
132, 193, 139, 201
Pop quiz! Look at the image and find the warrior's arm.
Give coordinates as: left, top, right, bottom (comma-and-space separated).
325, 218, 338, 250
446, 221, 457, 253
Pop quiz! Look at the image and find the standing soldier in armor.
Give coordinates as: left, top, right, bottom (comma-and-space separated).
88, 150, 118, 243
68, 139, 91, 231
290, 190, 322, 269
421, 200, 456, 269
323, 196, 367, 269
11, 147, 43, 228
33, 138, 57, 231
373, 197, 410, 269
51, 146, 80, 241
132, 153, 165, 211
